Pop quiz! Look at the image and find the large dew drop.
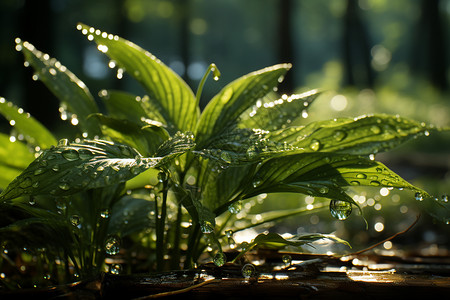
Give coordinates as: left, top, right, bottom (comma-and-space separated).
213, 252, 226, 267
62, 149, 79, 161
309, 139, 321, 151
228, 201, 242, 214
329, 200, 352, 220
105, 236, 120, 255
241, 263, 256, 278
200, 221, 214, 234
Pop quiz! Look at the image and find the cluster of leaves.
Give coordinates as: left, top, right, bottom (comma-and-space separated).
0, 23, 444, 288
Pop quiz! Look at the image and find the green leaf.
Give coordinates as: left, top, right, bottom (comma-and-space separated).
195, 64, 291, 148
227, 152, 428, 216
17, 40, 101, 136
239, 89, 321, 130
77, 23, 197, 134
0, 140, 166, 202
0, 133, 36, 189
99, 90, 151, 126
91, 113, 169, 156
269, 114, 436, 155
232, 232, 349, 262
155, 131, 195, 165
0, 98, 56, 149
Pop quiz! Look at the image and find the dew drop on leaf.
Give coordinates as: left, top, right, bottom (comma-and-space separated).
59, 183, 70, 191
110, 264, 122, 275
329, 200, 352, 220
309, 139, 321, 151
356, 173, 367, 179
28, 197, 36, 205
100, 209, 110, 219
70, 215, 81, 226
34, 168, 45, 176
225, 230, 233, 238
319, 187, 329, 194
370, 125, 381, 134
20, 177, 33, 188
58, 139, 69, 146
213, 252, 226, 267
105, 236, 120, 255
370, 180, 381, 186
242, 263, 256, 278
333, 130, 347, 142
415, 192, 423, 201
442, 194, 449, 203
200, 221, 214, 234
282, 254, 292, 266
228, 201, 242, 214
62, 149, 79, 161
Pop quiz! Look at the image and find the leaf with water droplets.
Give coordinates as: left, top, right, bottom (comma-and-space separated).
231, 232, 349, 263
195, 64, 291, 149
0, 139, 187, 201
90, 113, 169, 156
271, 114, 439, 155
239, 89, 320, 131
17, 40, 101, 136
77, 23, 197, 134
0, 133, 36, 189
0, 98, 56, 149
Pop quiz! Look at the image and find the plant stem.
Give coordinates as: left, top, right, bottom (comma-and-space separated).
195, 63, 220, 108
170, 203, 183, 270
155, 179, 168, 272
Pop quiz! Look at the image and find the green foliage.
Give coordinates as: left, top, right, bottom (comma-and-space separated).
0, 24, 446, 288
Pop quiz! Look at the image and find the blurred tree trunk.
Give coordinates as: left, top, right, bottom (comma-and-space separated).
19, 0, 57, 129
342, 0, 373, 89
277, 0, 294, 94
411, 0, 447, 91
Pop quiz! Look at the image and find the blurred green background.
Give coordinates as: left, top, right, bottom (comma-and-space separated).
0, 0, 449, 252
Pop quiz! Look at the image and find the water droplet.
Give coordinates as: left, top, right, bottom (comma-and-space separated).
241, 263, 256, 278
62, 149, 79, 161
225, 230, 233, 238
415, 192, 423, 201
370, 125, 381, 134
59, 183, 70, 191
70, 215, 81, 226
100, 209, 110, 219
78, 149, 93, 160
246, 147, 258, 160
333, 130, 347, 142
350, 180, 360, 186
157, 171, 167, 183
442, 194, 449, 203
228, 201, 242, 214
252, 177, 262, 188
29, 197, 36, 205
105, 236, 120, 255
329, 200, 352, 220
34, 168, 45, 176
213, 252, 226, 267
58, 139, 69, 146
220, 151, 232, 163
356, 173, 367, 179
309, 139, 321, 151
240, 242, 250, 251
282, 254, 292, 266
370, 180, 381, 186
200, 221, 214, 234
110, 264, 122, 275
20, 177, 32, 188
319, 187, 329, 194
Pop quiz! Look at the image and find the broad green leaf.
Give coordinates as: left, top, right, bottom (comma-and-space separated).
77, 23, 197, 134
195, 64, 291, 148
17, 40, 101, 136
155, 131, 195, 165
0, 98, 56, 149
91, 114, 169, 156
239, 89, 320, 130
0, 133, 36, 189
99, 90, 151, 126
227, 152, 428, 216
232, 232, 349, 262
0, 140, 165, 202
269, 114, 436, 155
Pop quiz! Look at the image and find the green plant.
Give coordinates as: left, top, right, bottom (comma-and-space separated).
0, 24, 447, 288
